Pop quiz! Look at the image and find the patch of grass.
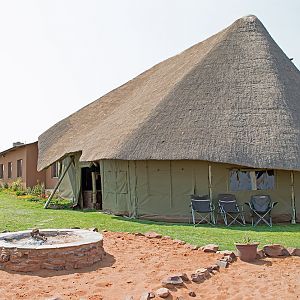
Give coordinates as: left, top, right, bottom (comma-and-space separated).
0, 190, 299, 250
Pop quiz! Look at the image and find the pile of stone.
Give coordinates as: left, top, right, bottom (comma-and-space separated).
259, 244, 300, 258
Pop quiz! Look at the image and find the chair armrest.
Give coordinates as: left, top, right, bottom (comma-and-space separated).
271, 202, 278, 208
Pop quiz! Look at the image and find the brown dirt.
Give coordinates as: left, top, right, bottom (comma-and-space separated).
0, 231, 299, 300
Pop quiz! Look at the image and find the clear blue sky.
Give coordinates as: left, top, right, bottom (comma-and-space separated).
0, 0, 300, 151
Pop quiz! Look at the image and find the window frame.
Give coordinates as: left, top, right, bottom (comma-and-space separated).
51, 161, 59, 178
17, 159, 23, 178
0, 164, 3, 179
7, 162, 12, 179
228, 168, 276, 192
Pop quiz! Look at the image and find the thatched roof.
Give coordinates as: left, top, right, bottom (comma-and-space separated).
38, 15, 300, 171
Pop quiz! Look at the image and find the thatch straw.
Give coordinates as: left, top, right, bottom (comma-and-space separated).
38, 15, 300, 171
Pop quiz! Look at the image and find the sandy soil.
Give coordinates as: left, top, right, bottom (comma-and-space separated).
0, 231, 299, 300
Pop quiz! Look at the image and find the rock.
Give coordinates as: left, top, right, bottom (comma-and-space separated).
256, 249, 265, 259
134, 232, 144, 236
195, 267, 210, 278
162, 275, 184, 286
156, 288, 170, 298
287, 247, 300, 256
210, 264, 220, 271
184, 243, 199, 250
201, 244, 219, 253
179, 273, 189, 281
140, 291, 155, 300
44, 297, 63, 300
42, 263, 65, 271
191, 272, 205, 282
218, 250, 236, 259
263, 244, 290, 257
89, 227, 98, 232
144, 231, 162, 239
102, 229, 108, 232
220, 256, 233, 263
0, 253, 10, 263
188, 290, 196, 297
173, 239, 186, 245
216, 259, 228, 269
162, 235, 171, 240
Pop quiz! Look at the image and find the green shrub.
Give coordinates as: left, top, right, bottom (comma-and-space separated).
3, 182, 9, 189
11, 178, 23, 192
16, 190, 27, 196
26, 196, 43, 202
31, 182, 45, 197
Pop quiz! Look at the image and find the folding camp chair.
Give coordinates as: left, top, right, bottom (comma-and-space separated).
246, 195, 278, 227
217, 194, 246, 226
190, 195, 216, 226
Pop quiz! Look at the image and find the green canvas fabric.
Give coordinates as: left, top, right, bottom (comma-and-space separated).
58, 154, 82, 205
210, 163, 293, 222
293, 171, 300, 221
102, 160, 209, 218
100, 160, 296, 222
58, 157, 297, 222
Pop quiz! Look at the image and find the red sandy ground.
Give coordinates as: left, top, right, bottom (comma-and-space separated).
0, 231, 299, 300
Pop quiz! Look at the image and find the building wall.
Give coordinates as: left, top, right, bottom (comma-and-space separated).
25, 143, 46, 187
100, 159, 298, 222
45, 166, 58, 189
0, 142, 57, 189
0, 146, 27, 187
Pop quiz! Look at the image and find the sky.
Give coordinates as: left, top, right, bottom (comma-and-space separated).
0, 0, 300, 152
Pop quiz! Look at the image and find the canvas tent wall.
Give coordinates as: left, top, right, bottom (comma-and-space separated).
57, 155, 82, 205
98, 159, 298, 222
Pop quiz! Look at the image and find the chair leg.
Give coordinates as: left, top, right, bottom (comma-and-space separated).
223, 213, 228, 226
191, 209, 196, 226
241, 213, 246, 225
212, 213, 216, 225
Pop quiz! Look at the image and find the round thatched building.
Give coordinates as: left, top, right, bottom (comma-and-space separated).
38, 16, 300, 223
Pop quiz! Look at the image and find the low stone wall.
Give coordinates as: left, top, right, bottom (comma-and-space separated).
0, 229, 105, 272
0, 241, 104, 272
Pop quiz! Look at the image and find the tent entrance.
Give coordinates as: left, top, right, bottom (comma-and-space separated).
81, 166, 102, 209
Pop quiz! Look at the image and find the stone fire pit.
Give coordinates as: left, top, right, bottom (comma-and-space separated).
0, 229, 104, 272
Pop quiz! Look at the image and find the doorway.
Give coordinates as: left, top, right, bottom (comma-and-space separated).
81, 165, 102, 209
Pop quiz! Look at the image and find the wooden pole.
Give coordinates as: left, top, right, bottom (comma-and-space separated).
44, 158, 73, 209
291, 171, 296, 224
91, 171, 97, 204
169, 161, 172, 208
208, 164, 212, 200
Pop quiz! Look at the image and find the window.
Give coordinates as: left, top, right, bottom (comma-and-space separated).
0, 164, 3, 179
17, 159, 23, 177
51, 161, 59, 178
8, 162, 12, 178
229, 169, 275, 191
